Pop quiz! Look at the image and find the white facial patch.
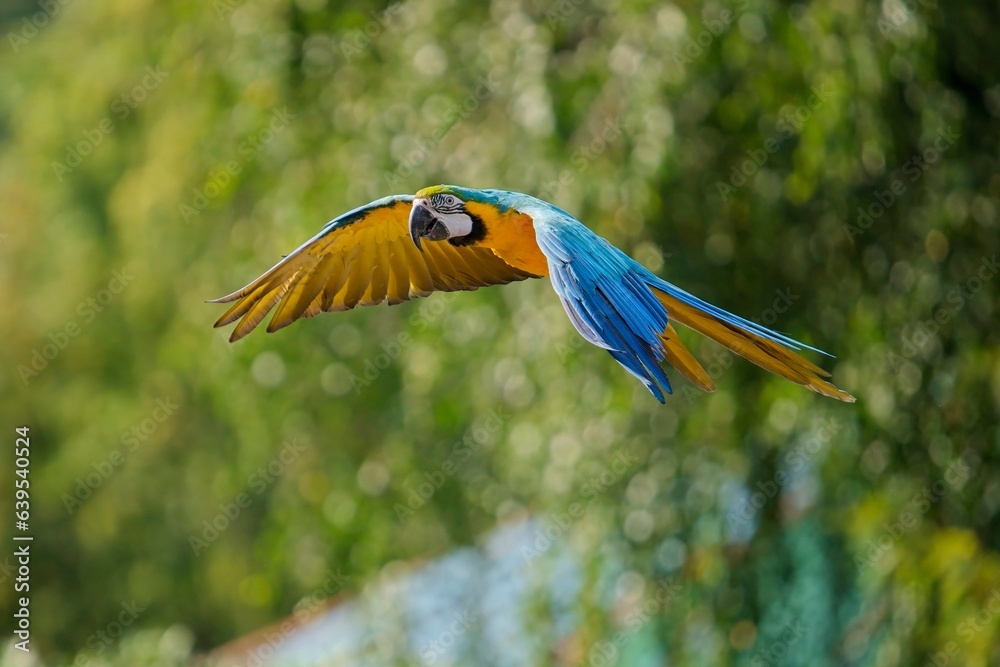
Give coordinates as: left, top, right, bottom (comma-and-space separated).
436, 211, 473, 238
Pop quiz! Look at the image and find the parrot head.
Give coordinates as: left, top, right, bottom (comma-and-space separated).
408, 185, 506, 250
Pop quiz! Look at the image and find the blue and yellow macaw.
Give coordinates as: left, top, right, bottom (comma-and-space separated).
212, 185, 854, 403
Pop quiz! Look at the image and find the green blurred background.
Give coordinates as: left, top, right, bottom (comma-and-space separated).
2, 0, 999, 664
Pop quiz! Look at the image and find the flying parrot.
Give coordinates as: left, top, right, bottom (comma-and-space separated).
211, 185, 855, 403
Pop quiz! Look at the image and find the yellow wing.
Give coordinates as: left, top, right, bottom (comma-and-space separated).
210, 195, 539, 342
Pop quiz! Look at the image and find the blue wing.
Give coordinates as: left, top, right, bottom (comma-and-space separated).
532, 212, 675, 401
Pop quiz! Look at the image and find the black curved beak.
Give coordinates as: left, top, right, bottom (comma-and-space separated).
408, 202, 449, 251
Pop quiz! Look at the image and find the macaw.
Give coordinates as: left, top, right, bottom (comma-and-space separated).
211, 185, 855, 403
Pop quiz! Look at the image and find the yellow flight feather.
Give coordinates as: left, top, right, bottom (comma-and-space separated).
659, 323, 716, 393
653, 288, 855, 403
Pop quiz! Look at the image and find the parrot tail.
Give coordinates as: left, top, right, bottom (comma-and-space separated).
649, 284, 856, 403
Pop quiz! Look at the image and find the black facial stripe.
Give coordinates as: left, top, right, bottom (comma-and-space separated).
449, 210, 487, 246
430, 194, 461, 213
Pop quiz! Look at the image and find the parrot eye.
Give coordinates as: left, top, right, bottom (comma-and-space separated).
433, 194, 462, 212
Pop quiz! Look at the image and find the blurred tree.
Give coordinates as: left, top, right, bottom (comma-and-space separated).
0, 0, 998, 665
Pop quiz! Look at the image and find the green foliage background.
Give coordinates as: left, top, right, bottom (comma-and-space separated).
1, 0, 999, 664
